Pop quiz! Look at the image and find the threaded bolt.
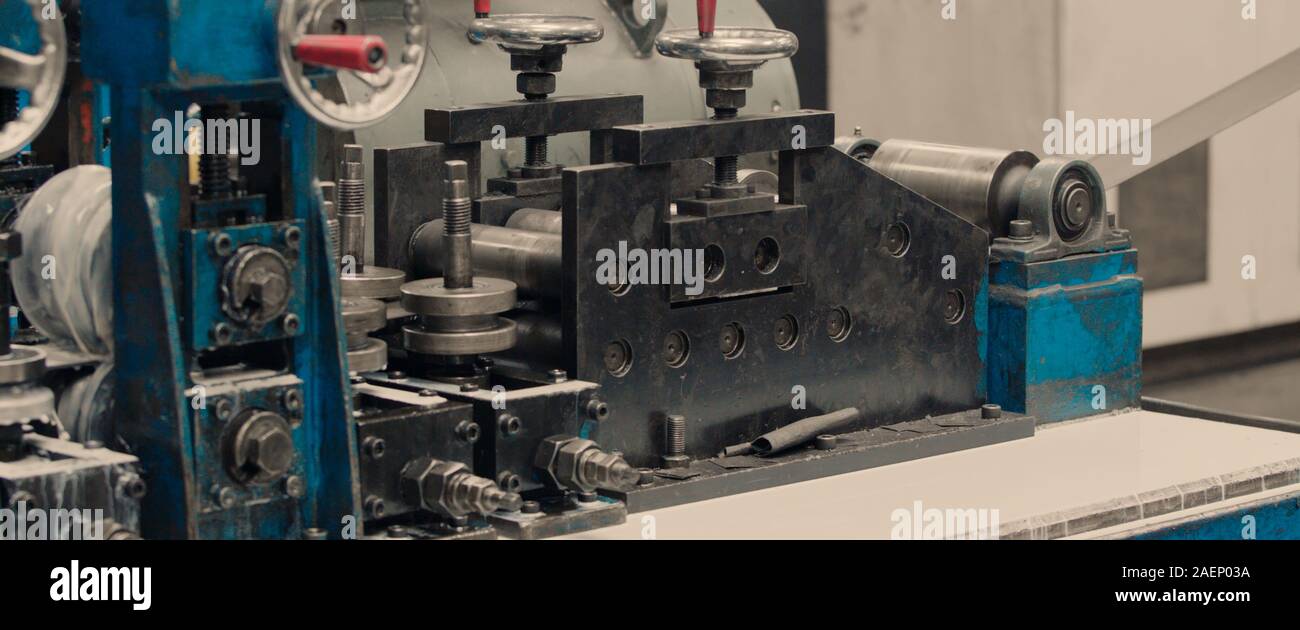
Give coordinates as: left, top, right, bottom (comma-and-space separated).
714, 156, 739, 185
338, 144, 366, 272
661, 415, 689, 469
199, 104, 232, 200
441, 160, 474, 289
525, 136, 549, 167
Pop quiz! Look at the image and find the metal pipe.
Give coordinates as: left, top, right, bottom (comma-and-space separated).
410, 221, 561, 298
749, 408, 860, 456
1141, 397, 1300, 435
504, 208, 562, 234
868, 140, 1038, 238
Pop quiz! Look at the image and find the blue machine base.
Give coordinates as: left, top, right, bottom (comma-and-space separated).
987, 249, 1143, 424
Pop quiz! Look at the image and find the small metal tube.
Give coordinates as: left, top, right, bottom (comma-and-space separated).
750, 408, 861, 456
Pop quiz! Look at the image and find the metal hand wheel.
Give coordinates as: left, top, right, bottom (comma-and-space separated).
277, 0, 428, 131
0, 0, 67, 161
655, 27, 798, 68
468, 14, 604, 51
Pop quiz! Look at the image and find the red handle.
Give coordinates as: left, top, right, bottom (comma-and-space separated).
293, 35, 387, 73
475, 0, 491, 16
697, 0, 717, 36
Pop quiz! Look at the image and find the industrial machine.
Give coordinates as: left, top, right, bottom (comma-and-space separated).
0, 0, 1142, 539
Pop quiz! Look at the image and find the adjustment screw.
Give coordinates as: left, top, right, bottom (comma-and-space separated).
362, 436, 386, 459
282, 314, 301, 335
498, 414, 521, 437
213, 486, 238, 509
661, 415, 689, 469
364, 495, 387, 519
281, 389, 303, 416
455, 420, 480, 444
210, 322, 234, 346
586, 399, 609, 421
285, 475, 306, 499
282, 226, 302, 249
210, 232, 234, 257
213, 398, 234, 421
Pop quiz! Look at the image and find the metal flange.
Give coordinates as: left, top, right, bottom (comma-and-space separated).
0, 346, 46, 386
347, 337, 388, 374
341, 265, 406, 299
341, 297, 386, 335
399, 277, 517, 318
402, 319, 518, 356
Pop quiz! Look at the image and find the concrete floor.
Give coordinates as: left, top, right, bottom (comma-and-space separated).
1144, 358, 1300, 421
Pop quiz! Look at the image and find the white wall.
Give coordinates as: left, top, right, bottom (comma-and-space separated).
829, 0, 1300, 347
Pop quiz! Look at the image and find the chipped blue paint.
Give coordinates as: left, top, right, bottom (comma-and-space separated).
987, 249, 1143, 423
82, 1, 359, 538
1132, 492, 1300, 540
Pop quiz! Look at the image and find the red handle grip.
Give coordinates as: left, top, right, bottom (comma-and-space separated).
697, 0, 717, 36
475, 0, 491, 16
293, 35, 387, 73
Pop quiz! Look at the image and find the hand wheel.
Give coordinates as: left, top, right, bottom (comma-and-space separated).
0, 0, 67, 161
277, 0, 428, 131
656, 0, 797, 69
468, 14, 604, 51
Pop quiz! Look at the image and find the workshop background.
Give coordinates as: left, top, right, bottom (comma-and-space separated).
759, 0, 1300, 419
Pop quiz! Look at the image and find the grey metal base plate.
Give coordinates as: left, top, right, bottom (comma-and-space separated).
488, 496, 627, 540
607, 408, 1036, 513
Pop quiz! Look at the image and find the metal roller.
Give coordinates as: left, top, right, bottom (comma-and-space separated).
410, 220, 562, 299
504, 208, 562, 234
868, 140, 1039, 238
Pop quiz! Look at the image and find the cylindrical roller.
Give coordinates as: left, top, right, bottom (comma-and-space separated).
868, 140, 1039, 238
410, 221, 561, 298
504, 208, 562, 234
501, 312, 562, 361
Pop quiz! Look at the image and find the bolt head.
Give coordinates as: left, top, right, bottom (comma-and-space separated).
285, 475, 306, 499
282, 314, 301, 336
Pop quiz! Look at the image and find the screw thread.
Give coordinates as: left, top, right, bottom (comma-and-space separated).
714, 156, 739, 185
665, 415, 687, 455
525, 135, 549, 167
199, 104, 232, 199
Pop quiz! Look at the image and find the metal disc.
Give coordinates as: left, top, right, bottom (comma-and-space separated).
400, 277, 517, 317
403, 318, 518, 356
347, 338, 388, 374
341, 297, 387, 334
0, 346, 47, 386
341, 266, 406, 299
